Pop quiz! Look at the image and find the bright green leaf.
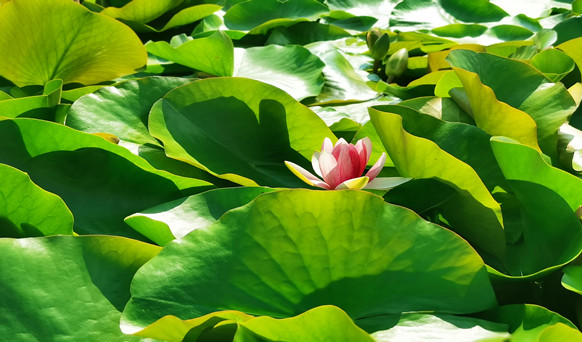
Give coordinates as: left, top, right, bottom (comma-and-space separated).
448, 50, 577, 159
0, 235, 160, 341
369, 108, 506, 259
490, 137, 582, 277
530, 48, 575, 82
0, 0, 146, 86
233, 45, 325, 100
146, 31, 234, 77
122, 190, 497, 332
66, 76, 193, 152
236, 306, 374, 342
125, 187, 276, 246
476, 304, 578, 342
0, 79, 62, 118
223, 0, 329, 34
306, 40, 379, 104
0, 118, 212, 239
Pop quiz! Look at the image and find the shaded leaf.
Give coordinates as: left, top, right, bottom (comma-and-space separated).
148, 77, 334, 187
369, 108, 506, 259
0, 163, 73, 238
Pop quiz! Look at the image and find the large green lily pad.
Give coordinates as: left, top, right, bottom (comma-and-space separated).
122, 190, 497, 332
369, 108, 506, 259
148, 77, 334, 187
0, 0, 146, 86
0, 235, 160, 341
0, 163, 73, 238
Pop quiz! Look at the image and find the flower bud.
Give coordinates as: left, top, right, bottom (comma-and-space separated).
385, 48, 408, 78
366, 28, 390, 61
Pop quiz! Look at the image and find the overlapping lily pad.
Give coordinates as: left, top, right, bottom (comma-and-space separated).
369, 108, 506, 259
122, 190, 496, 332
0, 235, 160, 341
148, 77, 334, 187
0, 163, 73, 238
0, 0, 146, 86
0, 118, 212, 239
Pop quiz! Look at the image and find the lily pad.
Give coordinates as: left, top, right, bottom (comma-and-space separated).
0, 118, 212, 239
0, 235, 160, 341
148, 77, 335, 187
0, 80, 62, 118
125, 187, 276, 246
373, 104, 505, 190
223, 0, 329, 34
0, 0, 146, 86
122, 190, 497, 332
448, 50, 577, 158
66, 76, 193, 153
476, 304, 579, 342
101, 2, 221, 32
369, 108, 506, 259
234, 306, 374, 342
306, 40, 379, 104
146, 31, 234, 77
233, 45, 325, 100
490, 137, 582, 277
360, 312, 510, 342
0, 163, 73, 238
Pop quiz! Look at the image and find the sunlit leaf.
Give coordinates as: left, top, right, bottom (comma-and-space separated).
0, 0, 146, 86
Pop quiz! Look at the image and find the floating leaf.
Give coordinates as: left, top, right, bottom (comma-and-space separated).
490, 137, 582, 277
233, 45, 325, 100
223, 0, 329, 34
235, 306, 374, 342
0, 79, 62, 118
530, 48, 575, 82
101, 1, 221, 32
369, 108, 505, 259
0, 118, 212, 239
125, 187, 276, 246
66, 76, 193, 152
146, 31, 234, 77
0, 0, 146, 86
122, 190, 496, 332
148, 78, 334, 187
476, 304, 579, 342
0, 163, 73, 238
0, 235, 160, 341
448, 50, 577, 158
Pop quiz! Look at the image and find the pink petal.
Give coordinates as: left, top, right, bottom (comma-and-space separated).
362, 137, 372, 163
311, 151, 323, 177
335, 176, 369, 190
332, 138, 348, 159
321, 137, 334, 154
354, 139, 367, 176
319, 151, 341, 189
336, 143, 355, 183
348, 143, 363, 177
365, 152, 386, 181
285, 161, 331, 189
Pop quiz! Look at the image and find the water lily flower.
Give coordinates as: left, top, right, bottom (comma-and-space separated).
285, 137, 410, 190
